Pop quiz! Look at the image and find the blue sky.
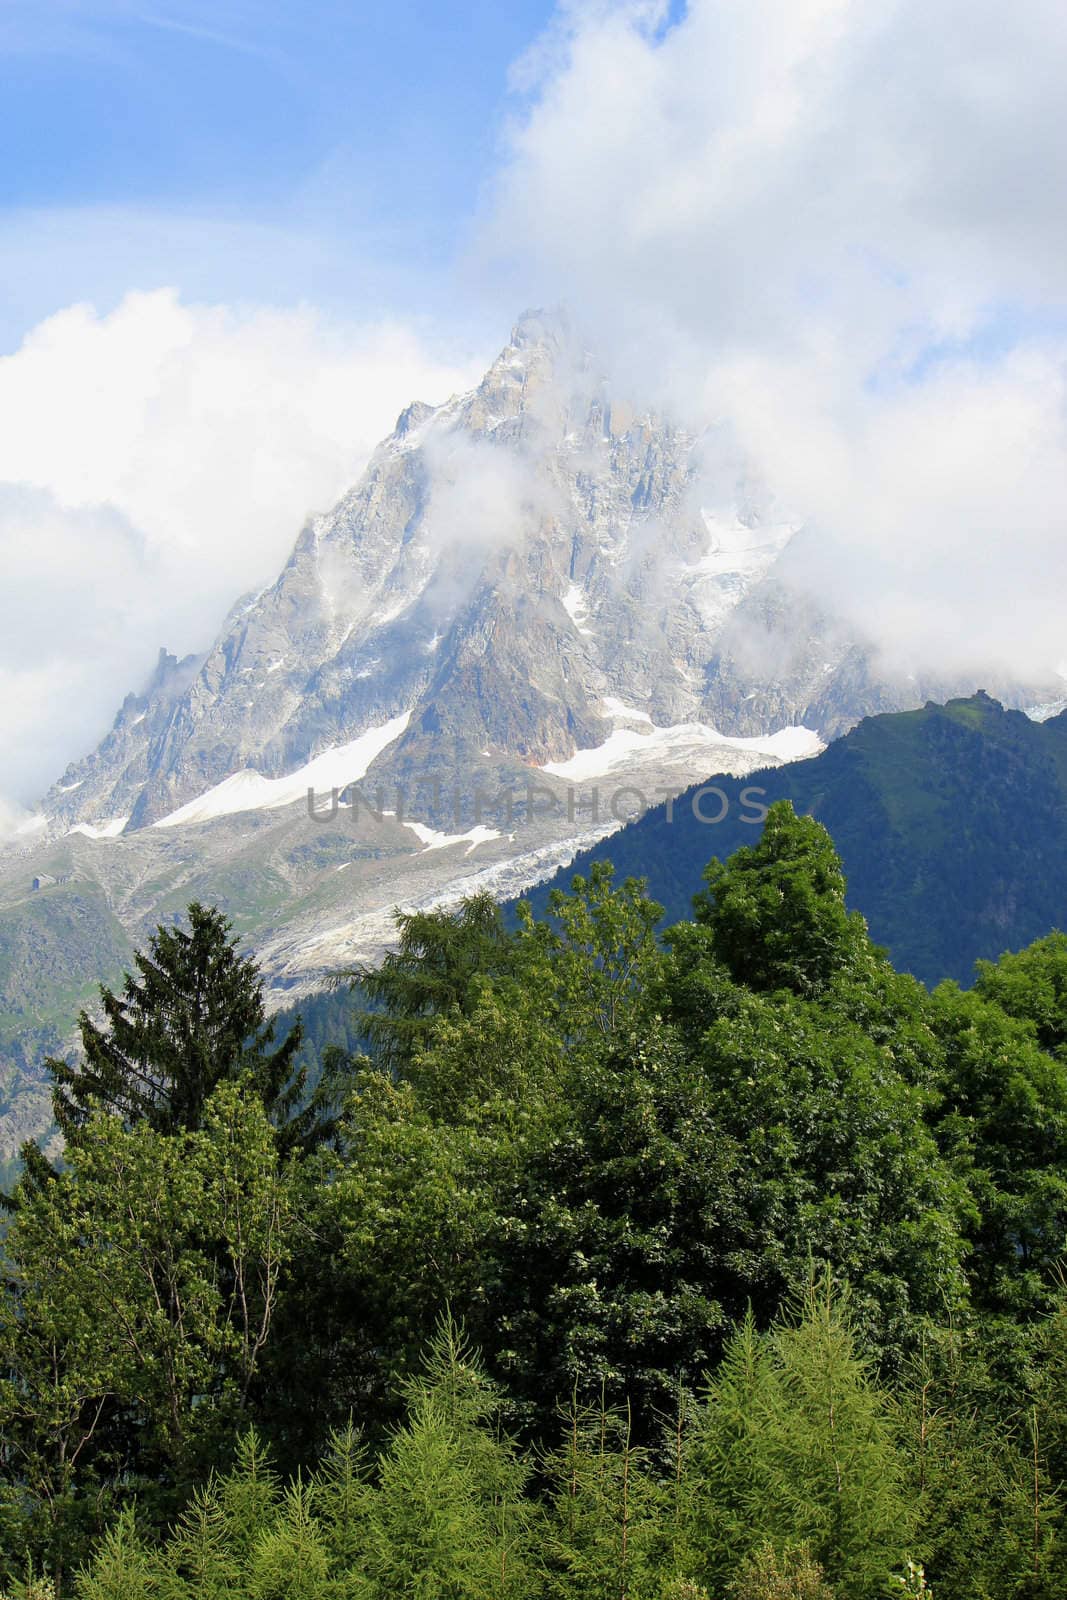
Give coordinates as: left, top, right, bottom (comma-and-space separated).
0, 0, 557, 343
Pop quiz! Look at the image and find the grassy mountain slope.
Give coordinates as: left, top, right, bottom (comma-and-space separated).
516, 692, 1067, 986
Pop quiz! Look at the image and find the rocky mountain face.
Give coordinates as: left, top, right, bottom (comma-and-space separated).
37, 311, 890, 837
0, 311, 1054, 1150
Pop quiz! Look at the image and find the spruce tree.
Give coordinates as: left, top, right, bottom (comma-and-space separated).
687, 1311, 781, 1586
246, 1481, 334, 1600
73, 1510, 155, 1600
762, 1278, 912, 1595
160, 1486, 240, 1600
899, 1324, 1048, 1599
542, 1388, 664, 1600
690, 1280, 911, 1598
309, 1426, 373, 1581
46, 902, 305, 1140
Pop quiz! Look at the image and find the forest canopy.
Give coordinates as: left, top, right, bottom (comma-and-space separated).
3, 802, 1067, 1599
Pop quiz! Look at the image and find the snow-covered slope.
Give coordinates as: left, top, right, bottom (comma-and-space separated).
153, 712, 412, 828
541, 721, 824, 783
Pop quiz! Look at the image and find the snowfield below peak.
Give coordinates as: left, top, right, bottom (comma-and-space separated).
153, 711, 412, 829
404, 821, 504, 855
541, 722, 824, 783
601, 698, 653, 725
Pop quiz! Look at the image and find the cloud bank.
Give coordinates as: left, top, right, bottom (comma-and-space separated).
487, 0, 1067, 682
0, 290, 482, 805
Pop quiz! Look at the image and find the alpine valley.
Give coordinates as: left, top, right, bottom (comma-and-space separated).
0, 312, 1057, 1153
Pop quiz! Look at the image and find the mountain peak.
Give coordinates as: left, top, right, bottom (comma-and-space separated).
508, 305, 572, 352
29, 312, 1048, 849
394, 400, 436, 437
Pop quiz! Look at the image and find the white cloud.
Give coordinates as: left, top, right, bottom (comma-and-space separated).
423, 432, 549, 558
0, 289, 483, 803
486, 0, 1067, 681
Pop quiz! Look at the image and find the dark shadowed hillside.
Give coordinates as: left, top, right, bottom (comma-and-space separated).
515, 693, 1067, 985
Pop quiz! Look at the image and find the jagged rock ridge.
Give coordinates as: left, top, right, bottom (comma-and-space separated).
41, 311, 906, 837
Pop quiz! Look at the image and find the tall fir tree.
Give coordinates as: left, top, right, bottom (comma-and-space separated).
362, 1318, 534, 1599
45, 903, 306, 1142
689, 1278, 911, 1598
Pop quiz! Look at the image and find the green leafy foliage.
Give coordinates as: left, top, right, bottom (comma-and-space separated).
975, 933, 1067, 1060
5, 805, 1067, 1598
0, 1084, 297, 1578
341, 891, 513, 1073
730, 1543, 835, 1600
927, 983, 1067, 1321
694, 802, 877, 999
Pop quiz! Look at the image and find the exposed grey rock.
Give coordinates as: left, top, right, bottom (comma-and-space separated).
36, 311, 880, 835
0, 309, 1057, 1146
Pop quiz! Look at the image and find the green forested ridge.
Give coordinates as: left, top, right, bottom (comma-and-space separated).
3, 690, 1059, 1157
3, 806, 1067, 1596
516, 693, 1067, 987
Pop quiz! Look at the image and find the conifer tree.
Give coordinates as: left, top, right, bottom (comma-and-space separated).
362, 1318, 533, 1598
310, 1426, 373, 1579
687, 1311, 781, 1586
160, 1431, 283, 1600
762, 1278, 911, 1595
899, 1323, 1039, 1598
346, 893, 512, 1072
542, 1387, 664, 1599
160, 1486, 240, 1600
45, 903, 307, 1143
74, 1510, 154, 1600
691, 1279, 910, 1598
246, 1480, 333, 1600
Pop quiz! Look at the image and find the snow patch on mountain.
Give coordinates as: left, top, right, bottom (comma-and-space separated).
1026, 698, 1067, 722
153, 711, 411, 829
683, 513, 798, 628
68, 816, 130, 840
695, 512, 798, 574
601, 698, 653, 725
562, 583, 594, 636
541, 722, 824, 783
265, 822, 623, 987
404, 821, 503, 855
